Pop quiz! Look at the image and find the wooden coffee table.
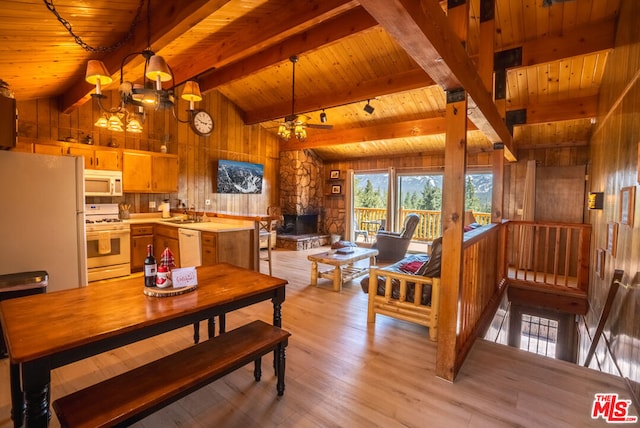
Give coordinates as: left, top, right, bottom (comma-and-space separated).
308, 247, 378, 292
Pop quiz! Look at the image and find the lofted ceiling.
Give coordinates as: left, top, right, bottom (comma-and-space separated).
0, 0, 620, 161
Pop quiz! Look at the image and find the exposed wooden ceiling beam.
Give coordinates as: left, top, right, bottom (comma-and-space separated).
279, 116, 478, 151
321, 0, 516, 159
516, 140, 589, 151
518, 17, 616, 66
59, 0, 231, 114
509, 96, 598, 125
245, 68, 433, 124
170, 0, 359, 85
280, 94, 595, 152
198, 7, 377, 92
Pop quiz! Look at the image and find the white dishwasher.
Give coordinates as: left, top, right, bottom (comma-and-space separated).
178, 228, 202, 267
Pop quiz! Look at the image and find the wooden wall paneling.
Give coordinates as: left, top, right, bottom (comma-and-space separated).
582, 0, 640, 405
18, 100, 37, 139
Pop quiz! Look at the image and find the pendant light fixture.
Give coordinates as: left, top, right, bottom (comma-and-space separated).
84, 0, 203, 133
276, 56, 332, 141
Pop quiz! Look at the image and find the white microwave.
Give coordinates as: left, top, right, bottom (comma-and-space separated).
84, 169, 123, 196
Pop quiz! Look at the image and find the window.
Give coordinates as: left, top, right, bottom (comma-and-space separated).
520, 314, 558, 358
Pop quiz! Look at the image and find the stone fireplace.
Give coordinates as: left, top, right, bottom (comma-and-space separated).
277, 150, 328, 249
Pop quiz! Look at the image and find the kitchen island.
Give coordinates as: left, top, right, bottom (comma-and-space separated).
125, 212, 277, 272
126, 215, 254, 272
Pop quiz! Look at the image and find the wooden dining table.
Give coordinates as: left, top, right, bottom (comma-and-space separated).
0, 263, 287, 428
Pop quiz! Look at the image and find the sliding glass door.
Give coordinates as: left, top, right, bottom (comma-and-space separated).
349, 168, 493, 246
351, 171, 389, 243
397, 172, 443, 243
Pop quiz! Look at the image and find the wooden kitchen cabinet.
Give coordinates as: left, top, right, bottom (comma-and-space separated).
34, 142, 64, 156
130, 224, 154, 272
0, 96, 16, 150
122, 150, 152, 192
68, 144, 120, 170
152, 153, 179, 193
154, 224, 181, 267
122, 149, 178, 193
200, 230, 254, 270
201, 232, 217, 265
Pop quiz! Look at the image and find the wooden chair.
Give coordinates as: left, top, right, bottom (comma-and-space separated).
354, 219, 369, 242
259, 207, 282, 276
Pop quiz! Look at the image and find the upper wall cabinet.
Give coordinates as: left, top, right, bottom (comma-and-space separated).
0, 96, 17, 150
67, 145, 120, 170
122, 149, 178, 194
31, 140, 121, 171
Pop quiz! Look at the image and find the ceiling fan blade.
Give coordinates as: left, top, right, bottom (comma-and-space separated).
306, 123, 333, 130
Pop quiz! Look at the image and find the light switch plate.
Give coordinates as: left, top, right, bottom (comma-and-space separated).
149, 201, 156, 209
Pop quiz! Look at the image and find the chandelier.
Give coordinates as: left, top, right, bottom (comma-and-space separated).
83, 0, 202, 133
85, 50, 202, 133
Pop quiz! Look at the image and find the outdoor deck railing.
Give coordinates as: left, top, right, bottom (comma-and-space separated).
354, 207, 491, 241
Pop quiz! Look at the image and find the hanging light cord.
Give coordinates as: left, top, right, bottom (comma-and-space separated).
42, 0, 145, 53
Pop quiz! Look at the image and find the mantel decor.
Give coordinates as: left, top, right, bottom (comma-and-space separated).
619, 186, 636, 226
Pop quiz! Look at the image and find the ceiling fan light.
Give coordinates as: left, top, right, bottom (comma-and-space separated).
86, 60, 112, 94
107, 114, 124, 132
94, 116, 109, 128
126, 117, 143, 133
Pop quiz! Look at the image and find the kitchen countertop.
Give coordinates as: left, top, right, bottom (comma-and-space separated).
124, 215, 255, 232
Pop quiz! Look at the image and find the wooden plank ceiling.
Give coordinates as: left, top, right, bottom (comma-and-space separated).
0, 0, 620, 161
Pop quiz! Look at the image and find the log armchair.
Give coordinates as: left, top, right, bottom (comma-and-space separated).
373, 213, 420, 262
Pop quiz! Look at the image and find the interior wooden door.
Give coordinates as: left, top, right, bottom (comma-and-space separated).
535, 165, 586, 223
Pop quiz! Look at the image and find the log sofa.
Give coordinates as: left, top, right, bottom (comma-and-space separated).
361, 237, 442, 341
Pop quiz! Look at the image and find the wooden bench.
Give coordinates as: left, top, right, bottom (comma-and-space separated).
53, 320, 290, 428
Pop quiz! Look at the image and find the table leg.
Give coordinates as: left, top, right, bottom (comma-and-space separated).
310, 261, 318, 286
272, 288, 284, 374
21, 361, 50, 428
10, 362, 24, 428
333, 265, 342, 292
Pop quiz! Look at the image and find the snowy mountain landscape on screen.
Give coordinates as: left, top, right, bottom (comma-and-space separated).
216, 160, 264, 194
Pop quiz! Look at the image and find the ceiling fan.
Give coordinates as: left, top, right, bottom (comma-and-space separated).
276, 55, 333, 142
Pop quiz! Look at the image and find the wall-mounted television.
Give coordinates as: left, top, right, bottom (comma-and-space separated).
215, 159, 264, 194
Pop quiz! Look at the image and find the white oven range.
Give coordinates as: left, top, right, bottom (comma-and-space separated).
85, 203, 131, 282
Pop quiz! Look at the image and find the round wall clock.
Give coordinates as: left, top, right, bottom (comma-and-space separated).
190, 109, 214, 137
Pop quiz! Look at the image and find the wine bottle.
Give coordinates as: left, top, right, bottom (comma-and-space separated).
144, 244, 157, 287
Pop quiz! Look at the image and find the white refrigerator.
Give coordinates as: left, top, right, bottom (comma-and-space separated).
0, 151, 88, 292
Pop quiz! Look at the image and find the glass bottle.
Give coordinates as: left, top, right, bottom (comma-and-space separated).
144, 244, 157, 287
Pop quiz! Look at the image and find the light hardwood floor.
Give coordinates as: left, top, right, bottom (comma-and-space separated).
0, 247, 635, 427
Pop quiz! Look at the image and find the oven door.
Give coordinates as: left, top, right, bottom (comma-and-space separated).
86, 228, 131, 281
